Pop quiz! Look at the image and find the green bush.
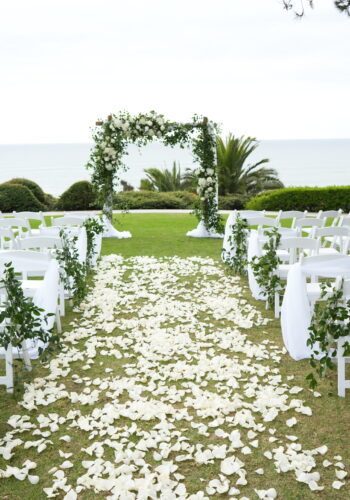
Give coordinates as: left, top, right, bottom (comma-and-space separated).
218, 194, 250, 210
113, 190, 251, 210
44, 193, 58, 211
246, 186, 350, 212
114, 191, 186, 209
0, 183, 46, 212
6, 178, 46, 205
56, 181, 98, 210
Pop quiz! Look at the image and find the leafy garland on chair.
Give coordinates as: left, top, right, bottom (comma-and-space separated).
55, 230, 87, 306
86, 111, 223, 234
250, 227, 282, 308
223, 214, 249, 275
0, 262, 59, 360
306, 280, 350, 389
83, 217, 104, 268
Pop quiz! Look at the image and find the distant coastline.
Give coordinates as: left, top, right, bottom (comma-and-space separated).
0, 139, 349, 197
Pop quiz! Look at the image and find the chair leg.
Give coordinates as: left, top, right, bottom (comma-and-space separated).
274, 292, 279, 318
5, 345, 14, 393
338, 342, 346, 397
59, 282, 65, 316
21, 340, 32, 371
56, 307, 62, 334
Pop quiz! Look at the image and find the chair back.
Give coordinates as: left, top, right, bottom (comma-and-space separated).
52, 216, 85, 227
279, 236, 319, 264
0, 250, 52, 277
0, 217, 31, 235
246, 216, 279, 228
236, 210, 266, 219
17, 236, 62, 252
294, 217, 324, 230
13, 211, 47, 228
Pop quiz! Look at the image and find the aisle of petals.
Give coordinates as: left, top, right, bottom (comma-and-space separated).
0, 255, 348, 499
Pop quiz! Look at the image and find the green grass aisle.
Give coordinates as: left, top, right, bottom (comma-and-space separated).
0, 213, 349, 499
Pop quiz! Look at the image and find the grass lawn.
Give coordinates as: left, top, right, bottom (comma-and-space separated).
0, 213, 349, 499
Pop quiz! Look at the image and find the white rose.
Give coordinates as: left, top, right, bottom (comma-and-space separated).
206, 177, 213, 183
157, 131, 162, 138
140, 117, 146, 125
148, 129, 154, 136
207, 187, 213, 192
207, 168, 214, 175
105, 164, 113, 171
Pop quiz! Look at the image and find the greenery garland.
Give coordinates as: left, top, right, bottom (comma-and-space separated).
0, 262, 59, 360
83, 217, 104, 268
223, 214, 249, 274
306, 280, 350, 389
55, 229, 87, 306
250, 227, 282, 308
86, 111, 222, 233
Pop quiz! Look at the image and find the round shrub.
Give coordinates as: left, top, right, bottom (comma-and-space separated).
246, 186, 350, 212
56, 181, 98, 210
0, 183, 46, 212
6, 178, 46, 205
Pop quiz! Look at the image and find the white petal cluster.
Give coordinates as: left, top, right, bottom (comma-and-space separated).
0, 255, 347, 498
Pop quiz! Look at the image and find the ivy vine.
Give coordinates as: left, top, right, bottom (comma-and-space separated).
250, 227, 282, 308
83, 217, 104, 268
55, 229, 87, 306
306, 280, 350, 389
223, 214, 249, 275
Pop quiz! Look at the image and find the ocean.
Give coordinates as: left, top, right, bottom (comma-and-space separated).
0, 139, 349, 197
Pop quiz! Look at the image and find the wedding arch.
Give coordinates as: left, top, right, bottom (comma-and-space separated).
86, 111, 223, 238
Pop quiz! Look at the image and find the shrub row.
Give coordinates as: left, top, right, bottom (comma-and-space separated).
246, 186, 350, 212
113, 191, 249, 210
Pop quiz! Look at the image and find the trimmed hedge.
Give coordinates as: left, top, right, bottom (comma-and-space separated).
114, 191, 187, 209
56, 181, 99, 210
113, 190, 249, 210
0, 183, 46, 212
6, 178, 46, 205
246, 186, 350, 212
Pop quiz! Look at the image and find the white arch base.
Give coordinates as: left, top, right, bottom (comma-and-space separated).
102, 216, 132, 239
187, 220, 224, 239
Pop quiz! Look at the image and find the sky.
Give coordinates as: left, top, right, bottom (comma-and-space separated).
0, 0, 349, 143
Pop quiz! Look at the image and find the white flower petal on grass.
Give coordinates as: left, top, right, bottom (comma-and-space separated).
286, 417, 297, 428
255, 468, 264, 475
332, 480, 345, 489
322, 460, 332, 468
61, 461, 73, 469
335, 470, 347, 480
28, 475, 40, 485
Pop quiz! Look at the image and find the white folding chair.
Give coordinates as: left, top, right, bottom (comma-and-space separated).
52, 216, 85, 227
246, 216, 279, 230
274, 237, 320, 318
0, 251, 61, 332
298, 254, 345, 313
276, 210, 308, 229
313, 226, 350, 256
337, 279, 350, 397
294, 217, 324, 236
0, 284, 32, 394
0, 218, 32, 238
0, 228, 17, 250
317, 209, 343, 227
13, 211, 47, 235
16, 237, 65, 315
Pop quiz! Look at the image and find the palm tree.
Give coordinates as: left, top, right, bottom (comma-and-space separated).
216, 134, 284, 196
140, 162, 195, 192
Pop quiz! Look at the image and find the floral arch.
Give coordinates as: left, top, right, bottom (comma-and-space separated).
87, 111, 223, 237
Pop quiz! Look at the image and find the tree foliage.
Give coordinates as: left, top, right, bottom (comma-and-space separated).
216, 134, 284, 196
283, 0, 350, 17
140, 162, 195, 192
